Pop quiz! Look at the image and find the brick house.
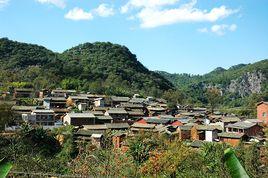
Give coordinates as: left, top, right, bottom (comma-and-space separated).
177, 123, 195, 140
225, 121, 263, 137
63, 113, 96, 126
218, 132, 247, 146
257, 101, 268, 124
112, 133, 127, 149
13, 88, 34, 98
191, 125, 223, 142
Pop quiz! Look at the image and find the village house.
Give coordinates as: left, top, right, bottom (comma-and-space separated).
43, 97, 68, 119
129, 97, 146, 104
191, 125, 223, 142
104, 108, 128, 122
155, 125, 179, 137
221, 116, 241, 128
257, 101, 268, 124
177, 123, 195, 140
120, 102, 146, 119
31, 109, 55, 126
74, 125, 107, 143
110, 96, 130, 107
11, 105, 38, 121
13, 88, 34, 98
51, 89, 76, 97
95, 115, 113, 124
225, 121, 263, 137
92, 107, 109, 114
127, 110, 145, 120
67, 96, 90, 108
130, 122, 156, 133
63, 113, 96, 126
218, 132, 247, 146
138, 117, 173, 125
89, 110, 104, 116
82, 124, 108, 133
105, 123, 130, 131
112, 133, 127, 149
147, 106, 166, 116
94, 98, 105, 107
43, 97, 67, 109
176, 117, 191, 125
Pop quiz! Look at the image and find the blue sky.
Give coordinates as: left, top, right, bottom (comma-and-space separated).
0, 0, 267, 74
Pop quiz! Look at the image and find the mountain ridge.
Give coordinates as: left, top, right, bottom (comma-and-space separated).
0, 38, 173, 96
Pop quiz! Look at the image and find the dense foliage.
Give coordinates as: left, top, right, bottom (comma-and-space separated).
1, 129, 267, 177
158, 60, 268, 115
0, 38, 173, 96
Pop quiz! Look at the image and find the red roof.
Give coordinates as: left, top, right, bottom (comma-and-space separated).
171, 120, 183, 126
136, 118, 147, 124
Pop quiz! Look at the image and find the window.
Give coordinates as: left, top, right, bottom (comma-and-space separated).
262, 112, 267, 117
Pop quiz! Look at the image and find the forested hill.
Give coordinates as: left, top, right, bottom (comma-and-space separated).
0, 38, 173, 96
157, 59, 268, 108
157, 59, 268, 93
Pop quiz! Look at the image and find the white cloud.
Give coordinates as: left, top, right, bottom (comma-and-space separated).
36, 0, 66, 9
0, 0, 9, 8
211, 24, 237, 35
121, 0, 239, 28
197, 27, 208, 33
229, 24, 237, 31
121, 0, 179, 13
65, 7, 93, 21
94, 4, 114, 17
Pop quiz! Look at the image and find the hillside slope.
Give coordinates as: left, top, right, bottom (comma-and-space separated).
158, 59, 268, 96
157, 60, 268, 110
0, 38, 173, 96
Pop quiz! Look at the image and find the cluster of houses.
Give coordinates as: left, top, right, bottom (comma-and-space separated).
3, 88, 268, 149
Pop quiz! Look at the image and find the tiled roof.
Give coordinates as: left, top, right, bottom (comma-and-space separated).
144, 117, 171, 124
225, 121, 257, 129
44, 97, 66, 101
11, 106, 37, 111
129, 98, 146, 103
52, 89, 76, 93
75, 129, 105, 136
222, 116, 241, 123
107, 108, 128, 114
218, 132, 245, 139
120, 103, 144, 108
131, 123, 155, 129
111, 96, 130, 102
196, 125, 223, 131
67, 113, 95, 118
105, 123, 130, 129
15, 88, 34, 92
83, 125, 108, 130
88, 111, 104, 116
96, 116, 113, 120
32, 109, 54, 113
147, 106, 166, 111
127, 111, 144, 116
69, 96, 89, 100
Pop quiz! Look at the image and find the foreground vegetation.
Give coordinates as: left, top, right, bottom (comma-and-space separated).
0, 126, 267, 177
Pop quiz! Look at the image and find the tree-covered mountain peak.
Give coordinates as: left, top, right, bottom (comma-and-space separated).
0, 38, 173, 96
